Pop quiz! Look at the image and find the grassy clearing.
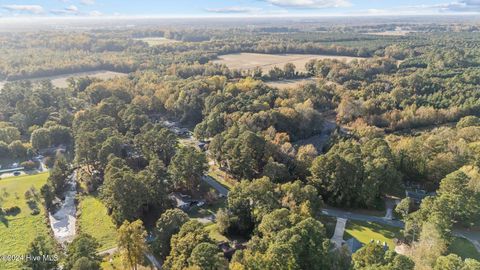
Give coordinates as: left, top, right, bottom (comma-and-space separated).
0, 173, 52, 270
212, 53, 365, 72
78, 195, 118, 252
344, 220, 402, 249
449, 237, 480, 260
134, 37, 179, 46
205, 223, 229, 243
266, 78, 317, 90
208, 164, 236, 189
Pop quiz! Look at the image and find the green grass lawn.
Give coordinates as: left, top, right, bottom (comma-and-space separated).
204, 223, 229, 243
208, 170, 235, 190
0, 173, 53, 270
344, 220, 402, 249
78, 195, 118, 252
449, 237, 480, 260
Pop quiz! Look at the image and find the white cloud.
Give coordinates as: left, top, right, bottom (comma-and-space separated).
50, 5, 79, 15
89, 10, 103, 16
80, 0, 96, 5
205, 6, 261, 13
2, 5, 44, 14
66, 5, 78, 12
440, 0, 480, 12
262, 0, 351, 8
409, 0, 480, 13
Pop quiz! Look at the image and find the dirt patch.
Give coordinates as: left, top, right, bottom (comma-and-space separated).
212, 53, 365, 72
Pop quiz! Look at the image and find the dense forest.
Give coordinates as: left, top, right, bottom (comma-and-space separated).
1, 18, 480, 270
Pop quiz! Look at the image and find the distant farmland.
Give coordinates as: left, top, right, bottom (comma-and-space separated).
134, 37, 179, 46
0, 70, 128, 89
212, 53, 364, 72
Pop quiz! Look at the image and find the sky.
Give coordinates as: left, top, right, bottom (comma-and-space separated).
1, 0, 480, 18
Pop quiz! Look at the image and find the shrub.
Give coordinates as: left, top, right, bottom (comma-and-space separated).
44, 156, 55, 168
21, 160, 38, 171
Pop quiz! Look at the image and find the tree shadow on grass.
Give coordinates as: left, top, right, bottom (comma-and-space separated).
0, 210, 9, 227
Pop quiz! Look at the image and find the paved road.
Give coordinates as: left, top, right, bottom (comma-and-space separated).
146, 253, 162, 269
453, 229, 480, 252
321, 208, 404, 228
98, 247, 118, 256
202, 175, 229, 196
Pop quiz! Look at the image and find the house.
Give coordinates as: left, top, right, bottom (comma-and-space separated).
218, 241, 245, 260
405, 189, 435, 205
169, 192, 205, 211
169, 193, 190, 211
198, 142, 208, 151
344, 237, 363, 254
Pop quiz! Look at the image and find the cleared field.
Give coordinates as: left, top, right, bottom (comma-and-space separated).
365, 31, 411, 36
266, 78, 317, 90
78, 195, 118, 252
134, 37, 179, 46
0, 70, 128, 89
212, 53, 364, 72
0, 173, 53, 270
344, 220, 402, 249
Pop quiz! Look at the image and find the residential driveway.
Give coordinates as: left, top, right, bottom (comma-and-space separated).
321, 208, 404, 228
202, 175, 229, 196
331, 218, 347, 248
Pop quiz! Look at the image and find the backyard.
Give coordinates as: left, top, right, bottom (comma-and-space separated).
344, 220, 402, 249
78, 195, 118, 252
0, 173, 53, 270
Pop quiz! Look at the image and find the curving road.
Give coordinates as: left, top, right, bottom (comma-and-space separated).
321, 208, 404, 228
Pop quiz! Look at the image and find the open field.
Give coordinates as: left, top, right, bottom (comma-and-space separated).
0, 70, 128, 89
0, 173, 52, 270
365, 31, 412, 36
266, 78, 317, 90
134, 37, 179, 46
449, 237, 480, 260
212, 53, 365, 72
78, 195, 118, 252
344, 220, 402, 249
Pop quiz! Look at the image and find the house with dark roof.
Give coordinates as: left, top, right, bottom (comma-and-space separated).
344, 237, 363, 254
405, 189, 436, 205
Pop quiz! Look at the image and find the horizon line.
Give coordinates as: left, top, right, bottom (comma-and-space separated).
1, 13, 480, 21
